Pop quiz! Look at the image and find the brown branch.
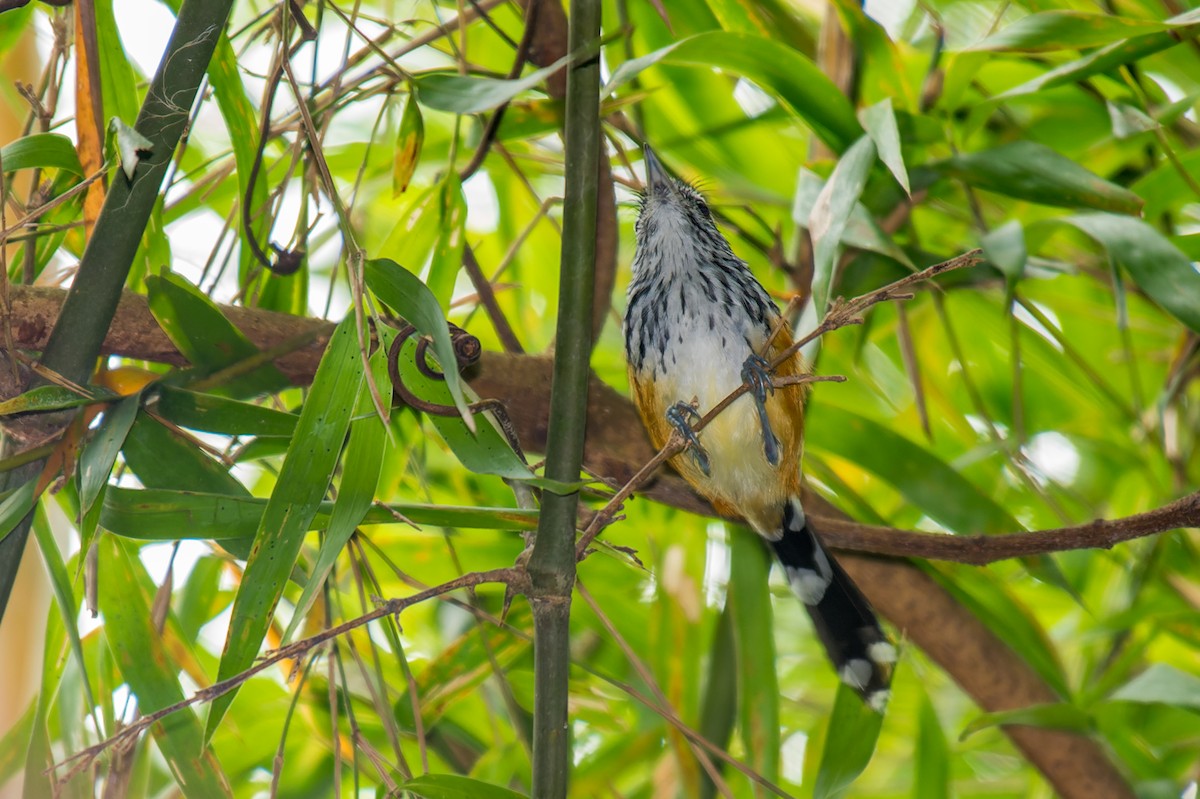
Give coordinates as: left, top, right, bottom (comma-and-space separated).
812, 492, 1200, 565
4, 278, 1139, 799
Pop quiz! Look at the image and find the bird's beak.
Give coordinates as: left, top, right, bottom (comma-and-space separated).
643, 145, 670, 194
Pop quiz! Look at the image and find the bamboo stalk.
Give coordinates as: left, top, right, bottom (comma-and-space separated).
0, 0, 235, 619
526, 0, 602, 794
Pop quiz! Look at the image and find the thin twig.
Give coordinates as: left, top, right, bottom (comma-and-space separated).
52, 568, 525, 775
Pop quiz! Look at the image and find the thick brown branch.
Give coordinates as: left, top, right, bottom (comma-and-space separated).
5, 283, 1137, 799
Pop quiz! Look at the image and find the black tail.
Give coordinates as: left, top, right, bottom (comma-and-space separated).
771, 499, 894, 711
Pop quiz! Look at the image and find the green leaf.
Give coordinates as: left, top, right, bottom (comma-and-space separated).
1110, 664, 1200, 710
807, 405, 1019, 533
981, 220, 1027, 282
204, 30, 272, 296
78, 394, 140, 518
0, 480, 38, 544
1063, 213, 1200, 334
727, 529, 779, 784
428, 173, 467, 310
811, 683, 884, 799
152, 386, 298, 437
1107, 100, 1159, 140
282, 329, 393, 644
0, 133, 84, 175
98, 537, 234, 798
858, 98, 909, 195
913, 687, 950, 799
100, 487, 538, 540
415, 52, 573, 115
810, 135, 877, 316
393, 92, 424, 196
207, 314, 367, 738
30, 504, 93, 711
146, 272, 287, 396
122, 412, 249, 498
998, 11, 1200, 98
970, 12, 1169, 53
931, 563, 1069, 697
0, 385, 109, 416
120, 410, 253, 557
401, 773, 529, 799
365, 258, 474, 431
959, 703, 1093, 740
941, 142, 1143, 214
606, 31, 861, 153
792, 171, 912, 268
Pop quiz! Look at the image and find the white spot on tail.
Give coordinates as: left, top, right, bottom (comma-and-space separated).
840, 658, 874, 691
867, 689, 890, 713
787, 566, 830, 605
868, 641, 898, 665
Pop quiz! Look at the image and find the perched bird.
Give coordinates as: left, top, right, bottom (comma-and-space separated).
624, 145, 894, 710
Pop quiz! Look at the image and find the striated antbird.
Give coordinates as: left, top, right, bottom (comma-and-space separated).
624, 144, 894, 710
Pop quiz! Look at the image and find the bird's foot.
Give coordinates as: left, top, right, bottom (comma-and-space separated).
741, 354, 781, 466
666, 401, 710, 476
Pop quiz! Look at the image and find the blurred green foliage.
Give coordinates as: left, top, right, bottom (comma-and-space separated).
1, 0, 1199, 797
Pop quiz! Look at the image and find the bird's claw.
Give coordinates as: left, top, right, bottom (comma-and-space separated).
742, 354, 781, 466
666, 401, 710, 476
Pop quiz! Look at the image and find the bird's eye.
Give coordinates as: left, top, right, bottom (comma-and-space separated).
697, 202, 712, 219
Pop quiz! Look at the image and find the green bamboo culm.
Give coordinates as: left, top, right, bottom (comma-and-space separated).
526, 0, 602, 794
0, 0, 235, 620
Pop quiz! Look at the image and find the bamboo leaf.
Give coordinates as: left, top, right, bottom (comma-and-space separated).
152, 386, 298, 438
1109, 664, 1200, 710
608, 31, 860, 153
810, 135, 877, 316
415, 56, 570, 115
207, 314, 366, 738
282, 328, 393, 644
941, 142, 1143, 214
999, 12, 1200, 98
727, 529, 779, 784
401, 773, 529, 799
913, 686, 950, 799
1063, 213, 1200, 334
0, 133, 84, 175
78, 394, 140, 517
858, 98, 909, 195
428, 174, 467, 310
0, 385, 109, 416
146, 272, 287, 395
100, 487, 538, 539
811, 683, 884, 799
970, 12, 1170, 52
0, 481, 39, 544
393, 93, 425, 196
960, 703, 1093, 740
807, 405, 1020, 533
98, 536, 234, 798
792, 170, 912, 268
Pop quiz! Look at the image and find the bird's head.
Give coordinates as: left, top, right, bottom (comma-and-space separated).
634, 145, 729, 268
